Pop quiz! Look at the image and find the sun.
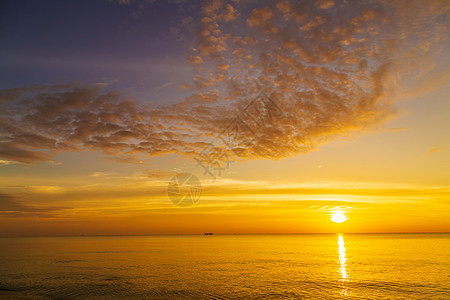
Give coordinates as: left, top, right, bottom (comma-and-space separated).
331, 211, 348, 223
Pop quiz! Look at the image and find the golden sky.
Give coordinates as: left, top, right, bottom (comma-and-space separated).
0, 0, 449, 235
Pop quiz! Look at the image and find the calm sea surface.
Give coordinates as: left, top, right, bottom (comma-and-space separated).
0, 234, 448, 299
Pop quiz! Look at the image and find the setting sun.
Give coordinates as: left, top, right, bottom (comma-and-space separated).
331, 211, 348, 223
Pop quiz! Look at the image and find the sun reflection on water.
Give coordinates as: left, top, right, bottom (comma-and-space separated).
338, 235, 347, 279
338, 234, 348, 296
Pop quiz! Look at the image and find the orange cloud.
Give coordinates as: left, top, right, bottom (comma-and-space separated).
247, 7, 273, 28
186, 55, 203, 64
429, 147, 448, 153
0, 0, 448, 165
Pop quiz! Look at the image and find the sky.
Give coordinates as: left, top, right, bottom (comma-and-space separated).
0, 0, 449, 236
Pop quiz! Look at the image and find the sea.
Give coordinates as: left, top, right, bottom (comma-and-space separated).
0, 234, 448, 299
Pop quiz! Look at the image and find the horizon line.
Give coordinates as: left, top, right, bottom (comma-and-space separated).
1, 232, 449, 238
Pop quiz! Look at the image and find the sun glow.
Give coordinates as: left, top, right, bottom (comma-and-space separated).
331, 211, 348, 223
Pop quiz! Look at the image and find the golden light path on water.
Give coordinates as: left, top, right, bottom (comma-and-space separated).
338, 235, 348, 296
338, 235, 347, 279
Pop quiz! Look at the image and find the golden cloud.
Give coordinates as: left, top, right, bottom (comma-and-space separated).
0, 0, 448, 164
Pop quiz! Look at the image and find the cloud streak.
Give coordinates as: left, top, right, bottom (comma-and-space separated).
0, 192, 69, 218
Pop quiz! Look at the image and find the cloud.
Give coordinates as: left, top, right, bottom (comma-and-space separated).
152, 82, 173, 90
0, 160, 16, 165
0, 142, 52, 164
186, 55, 203, 64
3, 179, 448, 213
429, 147, 448, 153
184, 0, 449, 160
0, 193, 69, 217
0, 84, 209, 163
27, 186, 65, 193
91, 171, 119, 178
0, 0, 448, 164
398, 66, 450, 100
145, 169, 178, 179
247, 7, 273, 28
315, 0, 334, 10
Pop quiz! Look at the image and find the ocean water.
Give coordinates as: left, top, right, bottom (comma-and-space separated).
0, 234, 448, 299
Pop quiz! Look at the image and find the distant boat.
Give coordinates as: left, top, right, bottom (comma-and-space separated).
204, 233, 213, 235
